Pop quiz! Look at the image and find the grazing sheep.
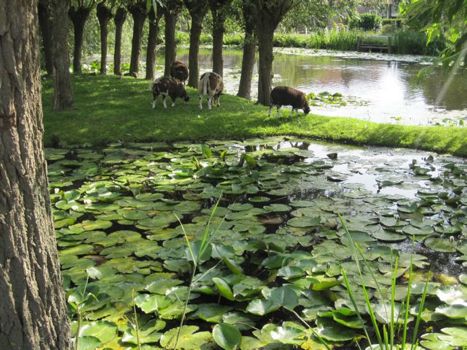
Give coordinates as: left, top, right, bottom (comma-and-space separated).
269, 86, 310, 116
152, 77, 189, 109
198, 72, 223, 110
170, 60, 189, 85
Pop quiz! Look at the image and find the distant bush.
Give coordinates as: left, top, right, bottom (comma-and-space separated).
350, 14, 382, 31
392, 30, 445, 55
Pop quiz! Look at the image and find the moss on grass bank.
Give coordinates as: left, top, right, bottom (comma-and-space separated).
42, 76, 467, 156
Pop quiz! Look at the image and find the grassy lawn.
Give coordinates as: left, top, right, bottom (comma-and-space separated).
42, 75, 467, 156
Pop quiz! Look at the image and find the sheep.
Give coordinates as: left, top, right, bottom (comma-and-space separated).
170, 60, 189, 85
151, 77, 189, 109
269, 86, 310, 116
198, 72, 223, 110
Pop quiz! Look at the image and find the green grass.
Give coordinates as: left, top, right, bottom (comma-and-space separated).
42, 76, 467, 156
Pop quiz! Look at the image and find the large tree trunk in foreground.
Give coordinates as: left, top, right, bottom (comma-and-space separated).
69, 6, 92, 74
210, 0, 231, 77
237, 0, 257, 99
184, 0, 209, 87
113, 7, 127, 76
164, 0, 183, 77
97, 2, 113, 75
128, 1, 147, 76
38, 0, 54, 76
0, 1, 71, 349
51, 0, 73, 110
145, 5, 162, 80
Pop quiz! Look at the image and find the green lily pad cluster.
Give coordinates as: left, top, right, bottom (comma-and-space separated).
47, 137, 466, 349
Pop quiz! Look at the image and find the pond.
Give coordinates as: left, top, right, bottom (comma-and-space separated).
48, 137, 466, 349
175, 48, 467, 127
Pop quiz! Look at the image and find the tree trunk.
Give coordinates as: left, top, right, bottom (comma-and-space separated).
69, 6, 92, 74
38, 0, 54, 76
256, 23, 274, 105
128, 2, 147, 76
188, 17, 204, 87
184, 0, 208, 87
211, 9, 226, 76
145, 6, 162, 80
237, 0, 256, 99
164, 11, 179, 76
113, 7, 127, 76
51, 0, 73, 109
97, 2, 113, 75
0, 1, 71, 349
254, 0, 295, 105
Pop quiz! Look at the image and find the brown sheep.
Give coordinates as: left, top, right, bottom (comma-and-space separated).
152, 77, 189, 109
170, 60, 189, 85
198, 72, 223, 110
269, 86, 310, 116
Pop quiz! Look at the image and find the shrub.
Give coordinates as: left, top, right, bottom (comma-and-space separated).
350, 13, 382, 31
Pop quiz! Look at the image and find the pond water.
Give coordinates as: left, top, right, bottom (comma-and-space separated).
175, 48, 467, 127
48, 137, 466, 349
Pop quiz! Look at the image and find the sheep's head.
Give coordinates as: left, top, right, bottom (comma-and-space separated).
304, 104, 310, 115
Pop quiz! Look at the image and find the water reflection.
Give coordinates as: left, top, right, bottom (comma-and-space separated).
174, 48, 466, 126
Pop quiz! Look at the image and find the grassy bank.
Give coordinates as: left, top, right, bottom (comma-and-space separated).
42, 76, 466, 156
176, 30, 442, 56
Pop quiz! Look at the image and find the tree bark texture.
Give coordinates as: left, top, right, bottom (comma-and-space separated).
128, 1, 147, 76
210, 0, 231, 77
38, 0, 54, 76
237, 0, 257, 99
184, 0, 209, 87
256, 24, 274, 105
145, 5, 162, 80
0, 1, 71, 349
69, 6, 92, 74
255, 0, 295, 105
50, 0, 73, 110
164, 0, 183, 77
97, 2, 113, 75
113, 7, 127, 76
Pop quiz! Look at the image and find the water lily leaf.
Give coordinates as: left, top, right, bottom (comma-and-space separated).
122, 319, 166, 345
77, 336, 101, 350
222, 312, 256, 331
436, 287, 467, 305
316, 318, 355, 341
193, 304, 233, 323
213, 323, 242, 350
424, 237, 457, 252
287, 216, 321, 228
435, 304, 467, 319
160, 326, 212, 350
79, 321, 117, 344
263, 204, 291, 213
212, 277, 235, 301
135, 294, 171, 313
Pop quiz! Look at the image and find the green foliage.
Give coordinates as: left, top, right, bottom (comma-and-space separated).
350, 13, 383, 31
401, 0, 467, 64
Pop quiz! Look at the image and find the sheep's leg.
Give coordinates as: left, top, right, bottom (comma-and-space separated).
162, 94, 168, 109
268, 105, 272, 116
171, 96, 176, 107
208, 96, 212, 110
199, 95, 203, 110
277, 106, 281, 117
216, 96, 220, 107
152, 94, 158, 109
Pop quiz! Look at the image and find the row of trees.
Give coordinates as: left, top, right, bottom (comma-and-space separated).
39, 0, 302, 108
